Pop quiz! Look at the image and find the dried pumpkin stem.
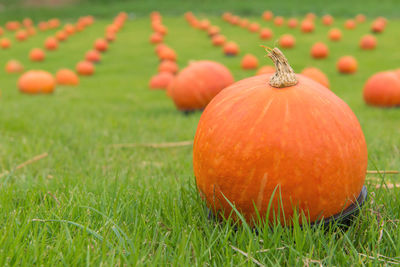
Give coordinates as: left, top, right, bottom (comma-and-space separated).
264, 47, 298, 88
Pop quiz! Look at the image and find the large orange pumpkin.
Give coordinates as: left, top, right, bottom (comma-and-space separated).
337, 56, 358, 74
310, 42, 329, 59
29, 48, 46, 62
328, 28, 342, 41
363, 71, 400, 107
76, 61, 95, 76
0, 38, 11, 49
301, 67, 330, 88
18, 70, 55, 94
279, 34, 295, 49
44, 37, 59, 51
259, 28, 273, 40
241, 54, 259, 70
167, 60, 234, 111
94, 38, 108, 52
85, 50, 102, 63
149, 72, 174, 90
193, 48, 367, 225
5, 60, 24, 74
223, 41, 239, 56
360, 35, 377, 50
56, 69, 80, 85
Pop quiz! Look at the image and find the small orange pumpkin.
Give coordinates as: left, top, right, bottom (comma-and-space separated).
223, 41, 240, 56
149, 72, 174, 90
94, 38, 108, 52
259, 28, 273, 40
56, 69, 80, 85
301, 20, 314, 33
355, 14, 366, 23
301, 67, 330, 88
274, 16, 285, 27
363, 71, 400, 107
18, 70, 55, 94
38, 21, 49, 31
360, 34, 377, 50
279, 34, 295, 49
337, 56, 358, 74
5, 59, 24, 74
56, 31, 68, 41
262, 11, 273, 21
199, 19, 211, 30
29, 48, 46, 62
48, 18, 60, 29
310, 42, 329, 59
241, 54, 259, 70
168, 60, 234, 111
287, 18, 298, 28
208, 26, 220, 36
158, 47, 177, 61
105, 32, 116, 42
328, 28, 342, 41
76, 61, 95, 76
64, 24, 76, 35
150, 32, 163, 44
15, 30, 28, 41
44, 37, 59, 51
248, 22, 260, 33
6, 21, 20, 31
322, 15, 334, 26
26, 27, 36, 36
23, 18, 33, 27
158, 60, 178, 74
0, 38, 11, 49
344, 19, 356, 29
256, 65, 275, 75
239, 19, 249, 28
212, 35, 226, 46
371, 20, 385, 33
85, 50, 102, 63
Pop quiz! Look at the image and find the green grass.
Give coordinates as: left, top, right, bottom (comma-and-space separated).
0, 3, 400, 265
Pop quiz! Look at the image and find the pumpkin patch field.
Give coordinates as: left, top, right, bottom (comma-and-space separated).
1, 0, 400, 265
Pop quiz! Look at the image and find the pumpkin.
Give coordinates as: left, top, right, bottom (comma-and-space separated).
29, 48, 46, 62
18, 70, 55, 94
158, 47, 177, 61
360, 34, 377, 50
149, 72, 174, 90
150, 32, 163, 44
154, 24, 168, 36
158, 60, 178, 74
371, 20, 385, 33
76, 61, 95, 76
301, 20, 314, 33
48, 18, 60, 29
223, 41, 239, 56
328, 28, 342, 41
64, 24, 76, 35
310, 42, 329, 59
16, 30, 28, 41
23, 18, 33, 27
274, 16, 285, 27
38, 21, 49, 31
363, 71, 400, 107
287, 18, 298, 28
241, 54, 259, 70
26, 27, 36, 36
239, 19, 249, 28
85, 50, 102, 63
56, 69, 80, 85
230, 16, 240, 25
222, 12, 232, 22
56, 31, 68, 41
199, 19, 211, 30
208, 26, 220, 36
256, 65, 275, 75
0, 27, 3, 36
6, 21, 20, 31
0, 38, 11, 49
259, 28, 273, 40
44, 37, 59, 50
344, 19, 356, 29
248, 22, 260, 33
262, 10, 273, 21
355, 14, 366, 23
193, 47, 367, 225
279, 34, 295, 49
322, 15, 334, 26
94, 38, 109, 52
305, 12, 316, 20
212, 35, 226, 46
301, 67, 330, 88
167, 60, 234, 111
337, 56, 358, 74
5, 60, 24, 74
105, 32, 116, 42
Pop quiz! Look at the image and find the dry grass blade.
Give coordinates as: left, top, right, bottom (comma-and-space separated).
0, 152, 48, 178
359, 253, 400, 264
367, 170, 399, 174
256, 247, 286, 253
230, 245, 266, 267
111, 140, 193, 148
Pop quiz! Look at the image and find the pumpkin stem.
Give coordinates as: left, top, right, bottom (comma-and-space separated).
263, 46, 298, 88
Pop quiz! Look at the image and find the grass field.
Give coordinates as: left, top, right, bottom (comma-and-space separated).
1, 1, 400, 265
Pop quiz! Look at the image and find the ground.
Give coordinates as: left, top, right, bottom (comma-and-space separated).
0, 0, 400, 265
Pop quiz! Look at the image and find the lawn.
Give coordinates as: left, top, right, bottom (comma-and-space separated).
0, 0, 400, 265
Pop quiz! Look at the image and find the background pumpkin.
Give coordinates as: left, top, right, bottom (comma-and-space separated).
363, 71, 400, 107
56, 69, 80, 86
18, 70, 55, 94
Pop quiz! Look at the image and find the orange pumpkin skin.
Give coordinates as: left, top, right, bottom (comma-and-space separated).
56, 69, 80, 85
363, 71, 400, 107
337, 56, 358, 74
158, 47, 177, 61
149, 72, 174, 90
212, 35, 226, 46
168, 61, 234, 111
150, 32, 163, 44
56, 31, 68, 41
259, 28, 273, 40
301, 67, 330, 88
360, 35, 377, 50
193, 74, 367, 225
158, 60, 178, 74
344, 20, 356, 29
6, 21, 20, 31
199, 19, 211, 30
274, 16, 285, 27
105, 32, 116, 42
287, 18, 298, 28
256, 65, 275, 75
44, 37, 59, 51
248, 22, 260, 33
279, 34, 295, 49
241, 54, 259, 70
301, 20, 314, 33
15, 30, 28, 41
64, 24, 76, 35
23, 18, 33, 28
223, 41, 239, 56
29, 48, 46, 62
18, 70, 55, 94
208, 26, 220, 36
262, 11, 273, 21
371, 20, 385, 33
85, 50, 102, 63
328, 28, 342, 41
322, 15, 334, 26
5, 60, 24, 74
0, 38, 11, 49
310, 42, 329, 59
355, 14, 366, 23
94, 39, 108, 52
76, 61, 95, 76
